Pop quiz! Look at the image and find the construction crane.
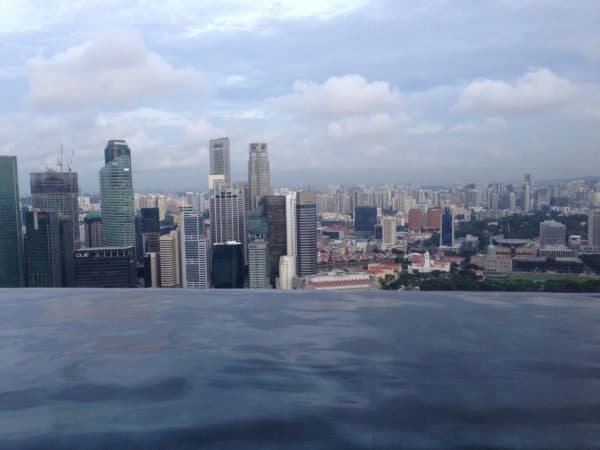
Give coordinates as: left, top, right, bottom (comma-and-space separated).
67, 148, 75, 173
57, 144, 64, 172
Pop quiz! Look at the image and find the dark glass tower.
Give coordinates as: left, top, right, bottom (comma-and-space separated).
441, 206, 454, 247
104, 139, 132, 165
354, 206, 377, 235
0, 156, 24, 286
25, 210, 62, 287
212, 242, 244, 288
74, 246, 137, 287
260, 196, 286, 285
296, 192, 317, 277
30, 171, 80, 247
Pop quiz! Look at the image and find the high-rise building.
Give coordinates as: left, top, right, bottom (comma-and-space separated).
441, 206, 454, 247
180, 207, 210, 288
25, 211, 62, 287
209, 137, 231, 184
425, 208, 441, 231
83, 213, 103, 247
381, 216, 397, 247
261, 195, 287, 285
539, 220, 566, 246
522, 174, 532, 212
159, 230, 180, 287
0, 156, 24, 287
210, 184, 247, 255
30, 171, 80, 247
100, 140, 135, 248
74, 246, 137, 288
247, 208, 268, 240
248, 239, 269, 288
248, 143, 270, 210
285, 192, 297, 258
354, 206, 377, 236
140, 207, 161, 260
144, 252, 160, 288
212, 242, 244, 288
408, 208, 424, 232
589, 209, 600, 248
278, 255, 296, 289
296, 192, 317, 277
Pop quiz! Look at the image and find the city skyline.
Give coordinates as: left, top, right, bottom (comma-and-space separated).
1, 1, 599, 192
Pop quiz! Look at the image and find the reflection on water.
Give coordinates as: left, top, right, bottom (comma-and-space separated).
0, 289, 599, 449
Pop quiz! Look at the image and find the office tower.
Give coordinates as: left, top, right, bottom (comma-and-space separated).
522, 174, 532, 212
408, 208, 424, 232
248, 239, 269, 288
248, 143, 270, 210
285, 192, 297, 258
25, 211, 62, 287
464, 185, 480, 208
354, 206, 377, 235
261, 195, 287, 285
30, 171, 80, 247
212, 242, 244, 288
0, 156, 24, 286
441, 206, 454, 247
210, 184, 247, 253
104, 139, 131, 164
425, 208, 441, 231
296, 192, 317, 277
140, 207, 161, 258
159, 230, 180, 287
589, 209, 600, 248
539, 220, 566, 246
144, 252, 160, 287
278, 255, 296, 289
209, 137, 231, 184
247, 208, 268, 240
100, 140, 135, 248
74, 246, 137, 288
180, 207, 210, 288
381, 216, 397, 247
509, 192, 517, 211
83, 213, 103, 247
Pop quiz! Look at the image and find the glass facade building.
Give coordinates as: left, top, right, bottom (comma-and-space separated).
0, 156, 24, 286
100, 141, 136, 248
74, 246, 137, 288
248, 143, 270, 210
441, 206, 454, 247
212, 242, 244, 289
296, 192, 317, 277
248, 239, 269, 288
354, 206, 377, 235
30, 171, 80, 247
261, 196, 287, 285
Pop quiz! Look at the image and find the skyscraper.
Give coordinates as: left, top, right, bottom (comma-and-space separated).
285, 192, 297, 258
210, 184, 247, 259
589, 209, 600, 248
209, 137, 231, 184
24, 210, 62, 287
261, 195, 287, 285
159, 230, 180, 287
0, 156, 24, 287
212, 242, 244, 288
248, 142, 270, 210
296, 192, 317, 277
30, 171, 80, 247
278, 255, 296, 289
248, 239, 269, 288
441, 206, 454, 247
100, 140, 135, 248
381, 216, 397, 247
354, 206, 377, 236
180, 207, 210, 288
83, 213, 103, 247
522, 174, 532, 212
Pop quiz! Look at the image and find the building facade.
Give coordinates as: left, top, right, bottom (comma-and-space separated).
159, 230, 180, 288
248, 142, 270, 211
354, 206, 377, 235
296, 192, 317, 277
381, 216, 397, 247
589, 209, 600, 248
441, 206, 454, 247
74, 246, 137, 287
248, 239, 269, 288
539, 220, 566, 247
0, 156, 24, 286
210, 184, 247, 256
212, 242, 244, 288
100, 140, 135, 248
261, 195, 287, 285
209, 137, 231, 184
30, 171, 80, 247
180, 207, 210, 288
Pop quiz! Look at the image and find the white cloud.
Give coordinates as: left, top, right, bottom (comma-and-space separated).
448, 117, 508, 133
455, 68, 578, 112
271, 74, 402, 118
26, 34, 203, 109
328, 113, 396, 139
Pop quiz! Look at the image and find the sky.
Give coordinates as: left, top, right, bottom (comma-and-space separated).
1, 0, 599, 193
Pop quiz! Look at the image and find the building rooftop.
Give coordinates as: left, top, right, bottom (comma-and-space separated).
0, 289, 598, 448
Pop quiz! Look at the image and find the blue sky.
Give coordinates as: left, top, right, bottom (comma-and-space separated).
1, 0, 599, 193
